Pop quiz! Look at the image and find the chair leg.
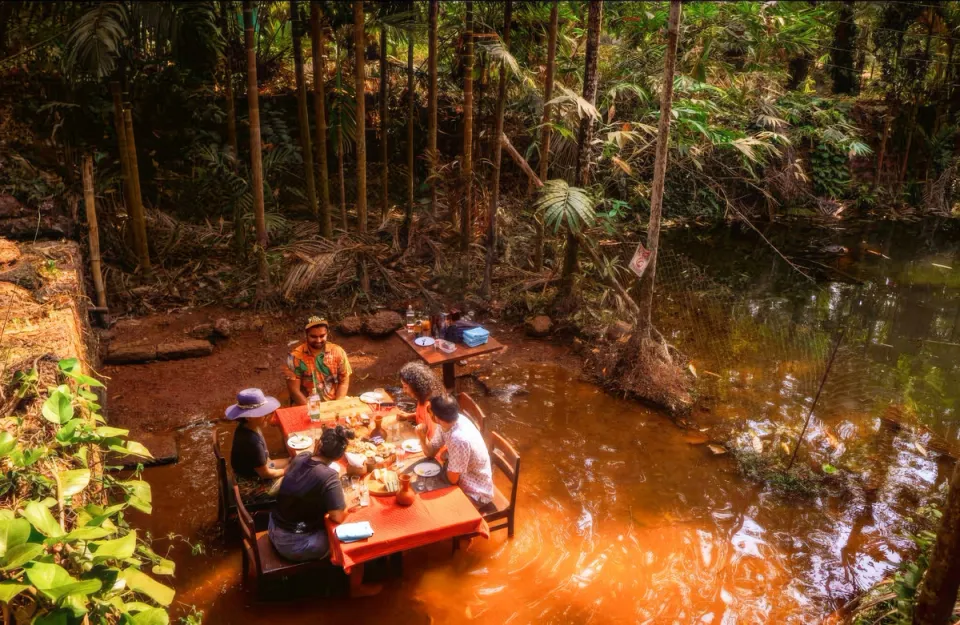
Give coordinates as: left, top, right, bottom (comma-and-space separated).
452, 537, 459, 552
507, 511, 515, 538
240, 550, 249, 590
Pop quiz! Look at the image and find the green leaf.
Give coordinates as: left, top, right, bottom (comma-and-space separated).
0, 542, 45, 570
535, 180, 596, 234
91, 531, 137, 562
64, 371, 105, 388
59, 526, 113, 542
128, 608, 170, 625
58, 469, 91, 499
95, 426, 130, 438
110, 441, 153, 459
0, 432, 15, 457
32, 610, 70, 625
151, 557, 175, 576
46, 578, 102, 601
58, 358, 80, 374
0, 518, 31, 557
123, 481, 152, 514
11, 447, 44, 468
120, 568, 175, 606
21, 501, 64, 537
42, 387, 74, 425
822, 463, 838, 475
25, 562, 75, 590
0, 581, 29, 603
55, 419, 82, 444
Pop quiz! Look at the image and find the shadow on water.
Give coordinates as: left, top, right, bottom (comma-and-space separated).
127, 219, 959, 624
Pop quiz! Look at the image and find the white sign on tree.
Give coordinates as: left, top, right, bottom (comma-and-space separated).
629, 244, 652, 278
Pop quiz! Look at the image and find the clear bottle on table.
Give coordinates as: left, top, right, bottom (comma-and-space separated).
405, 304, 415, 334
307, 393, 322, 422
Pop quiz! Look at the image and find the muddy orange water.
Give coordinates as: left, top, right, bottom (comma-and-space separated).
111, 222, 960, 624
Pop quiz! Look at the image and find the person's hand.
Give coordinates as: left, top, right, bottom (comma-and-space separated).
415, 423, 427, 440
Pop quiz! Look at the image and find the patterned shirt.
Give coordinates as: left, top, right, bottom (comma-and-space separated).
428, 416, 493, 504
284, 342, 352, 401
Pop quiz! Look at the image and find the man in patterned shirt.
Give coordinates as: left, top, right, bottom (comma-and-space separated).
416, 393, 494, 508
284, 317, 352, 405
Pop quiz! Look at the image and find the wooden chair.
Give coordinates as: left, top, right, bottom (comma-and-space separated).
213, 430, 271, 532
455, 430, 520, 551
486, 432, 520, 537
457, 392, 486, 435
233, 485, 327, 596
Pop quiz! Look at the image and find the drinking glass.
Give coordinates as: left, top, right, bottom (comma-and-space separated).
395, 445, 406, 470
350, 476, 360, 505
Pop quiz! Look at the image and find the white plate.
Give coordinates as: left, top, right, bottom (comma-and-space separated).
414, 336, 436, 347
287, 434, 313, 450
401, 439, 422, 454
359, 391, 385, 404
414, 462, 441, 477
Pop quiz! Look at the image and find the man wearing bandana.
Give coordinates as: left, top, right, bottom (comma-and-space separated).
284, 317, 353, 405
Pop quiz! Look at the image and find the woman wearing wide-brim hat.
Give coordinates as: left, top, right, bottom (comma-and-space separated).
225, 388, 289, 504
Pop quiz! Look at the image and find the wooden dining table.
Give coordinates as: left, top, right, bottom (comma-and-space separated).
274, 400, 490, 573
394, 329, 505, 390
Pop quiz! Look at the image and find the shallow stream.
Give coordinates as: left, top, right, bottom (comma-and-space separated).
121, 219, 959, 624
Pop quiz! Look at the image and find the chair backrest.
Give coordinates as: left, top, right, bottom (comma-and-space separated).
457, 392, 486, 434
489, 431, 520, 509
232, 484, 263, 576
212, 430, 232, 515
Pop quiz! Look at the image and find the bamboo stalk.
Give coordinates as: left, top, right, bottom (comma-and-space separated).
500, 134, 543, 188
82, 155, 107, 309
310, 1, 332, 237
427, 0, 439, 217
122, 107, 151, 272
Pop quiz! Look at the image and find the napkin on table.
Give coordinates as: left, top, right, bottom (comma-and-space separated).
335, 521, 374, 543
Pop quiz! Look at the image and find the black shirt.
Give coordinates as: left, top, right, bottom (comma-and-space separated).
231, 422, 269, 479
271, 454, 345, 533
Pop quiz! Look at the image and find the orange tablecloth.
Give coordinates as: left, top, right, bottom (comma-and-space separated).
276, 404, 489, 572
326, 487, 489, 572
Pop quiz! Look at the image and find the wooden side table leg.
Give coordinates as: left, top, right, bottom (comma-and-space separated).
442, 363, 456, 391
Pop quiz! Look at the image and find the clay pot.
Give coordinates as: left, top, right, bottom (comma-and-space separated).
395, 474, 416, 506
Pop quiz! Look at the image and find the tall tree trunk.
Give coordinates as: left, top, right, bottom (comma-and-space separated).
291, 0, 319, 221
353, 0, 369, 293
427, 0, 439, 217
875, 107, 893, 190
830, 0, 859, 95
220, 1, 238, 160
379, 25, 389, 221
481, 0, 513, 299
82, 155, 107, 309
310, 1, 332, 237
109, 80, 138, 259
912, 462, 960, 625
461, 1, 474, 258
899, 18, 935, 191
405, 33, 415, 244
122, 107, 151, 273
335, 39, 348, 231
243, 0, 271, 296
635, 0, 682, 335
354, 0, 368, 234
533, 0, 559, 272
557, 0, 602, 302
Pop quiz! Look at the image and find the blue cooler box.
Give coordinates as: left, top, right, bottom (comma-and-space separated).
462, 327, 490, 347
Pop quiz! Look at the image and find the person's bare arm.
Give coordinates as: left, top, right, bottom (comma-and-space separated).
254, 463, 285, 479
417, 424, 439, 458
335, 372, 350, 399
328, 508, 348, 524
288, 378, 308, 405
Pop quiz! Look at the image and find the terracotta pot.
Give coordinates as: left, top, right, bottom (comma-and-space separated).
395, 474, 416, 506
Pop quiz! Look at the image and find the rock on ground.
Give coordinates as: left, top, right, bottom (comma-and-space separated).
525, 315, 553, 338
157, 339, 214, 360
338, 315, 364, 336
363, 310, 403, 338
105, 344, 159, 364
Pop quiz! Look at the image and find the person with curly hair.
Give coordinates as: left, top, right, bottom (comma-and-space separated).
268, 425, 381, 596
398, 361, 443, 439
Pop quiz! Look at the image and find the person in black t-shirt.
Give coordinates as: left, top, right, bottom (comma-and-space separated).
268, 425, 381, 597
225, 388, 289, 504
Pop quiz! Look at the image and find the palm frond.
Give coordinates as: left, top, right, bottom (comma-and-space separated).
63, 2, 129, 79
535, 179, 596, 234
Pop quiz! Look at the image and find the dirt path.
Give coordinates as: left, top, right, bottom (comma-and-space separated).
101, 308, 569, 443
